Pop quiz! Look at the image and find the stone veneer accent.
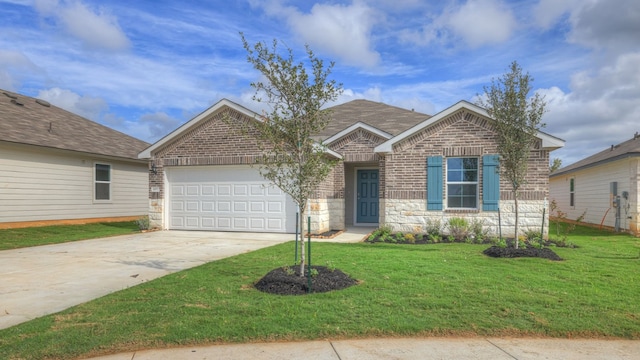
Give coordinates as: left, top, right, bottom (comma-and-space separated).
383, 198, 549, 238
308, 198, 345, 234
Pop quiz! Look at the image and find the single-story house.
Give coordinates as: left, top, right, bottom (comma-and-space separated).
0, 89, 150, 229
549, 133, 640, 236
139, 98, 564, 236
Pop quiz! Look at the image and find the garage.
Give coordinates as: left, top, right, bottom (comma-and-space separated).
166, 165, 296, 233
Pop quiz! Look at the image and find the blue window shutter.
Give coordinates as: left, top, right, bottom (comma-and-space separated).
482, 154, 500, 211
427, 156, 443, 210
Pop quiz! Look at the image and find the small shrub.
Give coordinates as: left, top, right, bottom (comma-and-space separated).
309, 268, 319, 277
369, 225, 393, 242
425, 218, 442, 236
470, 219, 488, 243
404, 233, 416, 244
283, 266, 295, 276
135, 216, 150, 231
394, 232, 404, 243
447, 217, 470, 242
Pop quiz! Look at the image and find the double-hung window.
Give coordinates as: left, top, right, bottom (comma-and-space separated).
446, 157, 478, 209
95, 163, 111, 201
569, 178, 575, 207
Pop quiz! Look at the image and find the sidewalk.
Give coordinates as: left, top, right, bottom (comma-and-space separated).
87, 337, 640, 359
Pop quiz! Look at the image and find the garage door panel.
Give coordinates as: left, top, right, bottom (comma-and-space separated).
201, 217, 215, 228
186, 185, 200, 196
250, 201, 264, 212
233, 201, 247, 212
202, 201, 215, 212
167, 166, 295, 232
186, 201, 199, 212
218, 185, 231, 196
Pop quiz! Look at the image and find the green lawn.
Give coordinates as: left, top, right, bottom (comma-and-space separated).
0, 221, 140, 250
0, 225, 638, 360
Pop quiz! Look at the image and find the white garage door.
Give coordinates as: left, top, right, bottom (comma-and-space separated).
167, 165, 296, 233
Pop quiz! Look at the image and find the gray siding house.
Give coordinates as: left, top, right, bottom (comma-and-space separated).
0, 89, 150, 228
550, 134, 640, 236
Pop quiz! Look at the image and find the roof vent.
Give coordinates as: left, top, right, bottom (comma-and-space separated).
634, 132, 639, 140
35, 98, 51, 107
3, 92, 17, 99
10, 98, 24, 106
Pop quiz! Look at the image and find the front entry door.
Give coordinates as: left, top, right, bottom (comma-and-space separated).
357, 169, 379, 223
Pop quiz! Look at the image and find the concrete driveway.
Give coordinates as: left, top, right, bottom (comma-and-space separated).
0, 231, 293, 330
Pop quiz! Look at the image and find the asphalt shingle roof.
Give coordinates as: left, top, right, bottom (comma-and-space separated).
317, 99, 431, 140
552, 133, 640, 176
0, 89, 149, 160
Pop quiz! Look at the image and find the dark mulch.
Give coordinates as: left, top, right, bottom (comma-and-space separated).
483, 246, 564, 261
255, 265, 358, 295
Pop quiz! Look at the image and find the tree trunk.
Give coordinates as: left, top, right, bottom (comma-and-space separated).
514, 193, 520, 249
298, 208, 305, 276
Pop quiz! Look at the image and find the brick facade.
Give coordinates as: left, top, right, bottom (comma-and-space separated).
145, 101, 555, 236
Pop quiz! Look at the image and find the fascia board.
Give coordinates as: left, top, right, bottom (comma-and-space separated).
374, 100, 565, 153
138, 99, 259, 159
374, 101, 472, 153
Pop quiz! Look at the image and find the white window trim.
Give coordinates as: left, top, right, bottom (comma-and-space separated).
445, 157, 479, 210
94, 162, 112, 203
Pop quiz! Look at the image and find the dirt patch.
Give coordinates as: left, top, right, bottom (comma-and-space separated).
254, 265, 358, 295
483, 246, 563, 261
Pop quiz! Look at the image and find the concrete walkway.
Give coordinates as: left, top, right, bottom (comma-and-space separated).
87, 337, 640, 360
0, 228, 368, 330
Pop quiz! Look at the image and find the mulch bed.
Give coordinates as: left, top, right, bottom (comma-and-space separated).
255, 265, 358, 295
483, 246, 563, 261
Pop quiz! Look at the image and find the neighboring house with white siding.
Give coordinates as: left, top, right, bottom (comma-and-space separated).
549, 133, 640, 236
0, 89, 150, 229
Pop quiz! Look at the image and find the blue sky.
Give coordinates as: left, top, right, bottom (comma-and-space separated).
1, 0, 639, 166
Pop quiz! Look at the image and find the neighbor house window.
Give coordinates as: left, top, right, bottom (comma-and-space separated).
446, 157, 478, 209
95, 163, 111, 201
569, 178, 575, 207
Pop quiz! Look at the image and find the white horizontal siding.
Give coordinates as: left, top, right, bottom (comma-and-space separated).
0, 142, 148, 223
550, 158, 636, 231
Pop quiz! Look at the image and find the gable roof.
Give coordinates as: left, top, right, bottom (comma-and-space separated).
0, 89, 149, 161
375, 100, 565, 153
316, 99, 430, 141
138, 98, 342, 160
551, 133, 640, 177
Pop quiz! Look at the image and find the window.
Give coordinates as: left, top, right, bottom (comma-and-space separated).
95, 163, 111, 201
569, 178, 575, 207
446, 157, 478, 209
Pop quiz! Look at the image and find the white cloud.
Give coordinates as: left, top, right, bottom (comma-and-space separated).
448, 0, 516, 47
138, 112, 182, 140
255, 1, 381, 68
540, 52, 640, 165
567, 0, 640, 54
0, 50, 40, 90
399, 0, 516, 49
33, 0, 130, 51
37, 87, 108, 120
532, 0, 578, 29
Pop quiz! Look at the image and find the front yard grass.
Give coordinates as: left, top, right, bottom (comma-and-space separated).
0, 225, 638, 359
0, 221, 140, 250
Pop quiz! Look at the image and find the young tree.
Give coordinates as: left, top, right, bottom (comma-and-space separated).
478, 61, 547, 248
550, 157, 562, 173
240, 34, 343, 275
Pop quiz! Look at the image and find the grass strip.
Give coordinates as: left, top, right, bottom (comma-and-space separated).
0, 221, 140, 250
0, 225, 638, 359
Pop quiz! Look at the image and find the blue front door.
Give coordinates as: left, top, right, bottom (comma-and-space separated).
357, 169, 379, 223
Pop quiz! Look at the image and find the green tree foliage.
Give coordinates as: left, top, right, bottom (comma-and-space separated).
550, 157, 562, 173
478, 61, 547, 248
240, 34, 343, 274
